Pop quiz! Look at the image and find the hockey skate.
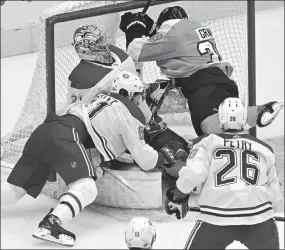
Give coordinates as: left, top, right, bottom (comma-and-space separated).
32, 209, 76, 247
257, 101, 284, 127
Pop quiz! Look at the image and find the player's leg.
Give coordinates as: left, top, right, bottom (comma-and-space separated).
201, 102, 284, 134
241, 218, 280, 249
33, 115, 97, 246
184, 221, 235, 249
3, 123, 53, 203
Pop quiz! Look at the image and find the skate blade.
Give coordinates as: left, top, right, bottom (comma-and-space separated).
261, 102, 284, 126
33, 229, 75, 247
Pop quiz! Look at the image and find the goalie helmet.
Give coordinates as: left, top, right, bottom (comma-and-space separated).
72, 25, 113, 64
111, 71, 145, 99
125, 217, 156, 249
156, 6, 188, 29
218, 97, 247, 131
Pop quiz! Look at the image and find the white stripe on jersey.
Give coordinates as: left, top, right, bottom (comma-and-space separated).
184, 220, 203, 249
200, 201, 273, 217
72, 128, 93, 176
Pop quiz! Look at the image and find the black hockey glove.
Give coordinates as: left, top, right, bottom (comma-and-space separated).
120, 12, 154, 48
159, 146, 175, 167
165, 186, 189, 220
144, 121, 168, 144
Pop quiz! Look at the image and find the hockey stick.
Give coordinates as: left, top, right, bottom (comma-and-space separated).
188, 207, 285, 222
149, 79, 174, 122
101, 166, 145, 204
141, 0, 156, 15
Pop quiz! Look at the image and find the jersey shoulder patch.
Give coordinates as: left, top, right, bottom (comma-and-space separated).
188, 148, 198, 159
148, 33, 162, 42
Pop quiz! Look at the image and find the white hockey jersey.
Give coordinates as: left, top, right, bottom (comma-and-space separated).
176, 133, 283, 226
68, 93, 158, 171
68, 45, 137, 105
127, 19, 233, 78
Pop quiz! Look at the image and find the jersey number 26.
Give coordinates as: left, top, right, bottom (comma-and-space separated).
214, 149, 260, 187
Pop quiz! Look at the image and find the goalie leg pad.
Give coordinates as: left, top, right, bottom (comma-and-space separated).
51, 177, 97, 223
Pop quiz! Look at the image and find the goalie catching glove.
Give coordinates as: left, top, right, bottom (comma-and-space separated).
165, 186, 189, 220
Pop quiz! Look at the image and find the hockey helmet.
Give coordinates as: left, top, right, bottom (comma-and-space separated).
111, 71, 145, 99
218, 97, 247, 131
125, 217, 156, 249
156, 6, 188, 29
72, 24, 113, 64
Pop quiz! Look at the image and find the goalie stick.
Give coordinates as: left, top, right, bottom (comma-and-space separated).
100, 166, 145, 204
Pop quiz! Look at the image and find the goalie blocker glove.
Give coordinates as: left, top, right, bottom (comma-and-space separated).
165, 186, 189, 220
119, 12, 154, 48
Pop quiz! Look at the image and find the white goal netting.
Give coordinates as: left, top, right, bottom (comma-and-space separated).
1, 1, 249, 219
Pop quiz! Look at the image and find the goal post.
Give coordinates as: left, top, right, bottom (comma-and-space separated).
247, 0, 257, 137
1, 1, 256, 210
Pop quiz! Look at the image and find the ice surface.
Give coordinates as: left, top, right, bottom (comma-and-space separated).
1, 6, 284, 249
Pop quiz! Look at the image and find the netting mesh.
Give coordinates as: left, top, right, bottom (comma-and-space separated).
1, 1, 248, 217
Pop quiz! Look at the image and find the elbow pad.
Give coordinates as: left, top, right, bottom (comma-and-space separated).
176, 166, 195, 194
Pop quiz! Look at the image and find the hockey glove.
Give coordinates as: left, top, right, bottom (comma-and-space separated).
120, 12, 154, 48
144, 121, 168, 143
165, 186, 189, 220
159, 146, 176, 167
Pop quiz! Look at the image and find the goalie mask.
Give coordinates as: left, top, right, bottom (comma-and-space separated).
72, 25, 113, 64
156, 6, 188, 29
111, 71, 145, 100
125, 217, 156, 249
218, 98, 247, 131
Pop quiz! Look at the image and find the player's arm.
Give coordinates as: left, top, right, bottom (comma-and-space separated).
119, 108, 174, 171
165, 135, 211, 219
127, 23, 180, 63
267, 157, 284, 213
174, 136, 211, 198
120, 12, 179, 62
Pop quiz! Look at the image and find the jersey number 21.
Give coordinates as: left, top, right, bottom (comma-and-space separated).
197, 40, 222, 63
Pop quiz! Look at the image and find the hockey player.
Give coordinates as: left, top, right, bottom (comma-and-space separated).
165, 97, 283, 249
69, 24, 189, 163
125, 217, 156, 249
68, 24, 136, 104
1, 71, 181, 247
119, 6, 284, 136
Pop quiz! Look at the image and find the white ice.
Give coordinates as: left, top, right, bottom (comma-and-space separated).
1, 6, 284, 249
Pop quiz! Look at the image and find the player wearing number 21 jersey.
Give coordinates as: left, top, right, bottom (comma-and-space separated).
120, 6, 284, 137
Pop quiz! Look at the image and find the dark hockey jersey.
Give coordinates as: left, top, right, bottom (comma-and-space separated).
68, 45, 137, 105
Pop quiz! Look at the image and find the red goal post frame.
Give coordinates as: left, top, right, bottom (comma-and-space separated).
44, 0, 256, 181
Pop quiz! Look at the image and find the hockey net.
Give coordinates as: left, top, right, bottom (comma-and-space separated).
1, 1, 249, 220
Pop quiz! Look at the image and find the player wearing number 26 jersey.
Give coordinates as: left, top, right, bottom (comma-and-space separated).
165, 98, 282, 249
120, 6, 284, 137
